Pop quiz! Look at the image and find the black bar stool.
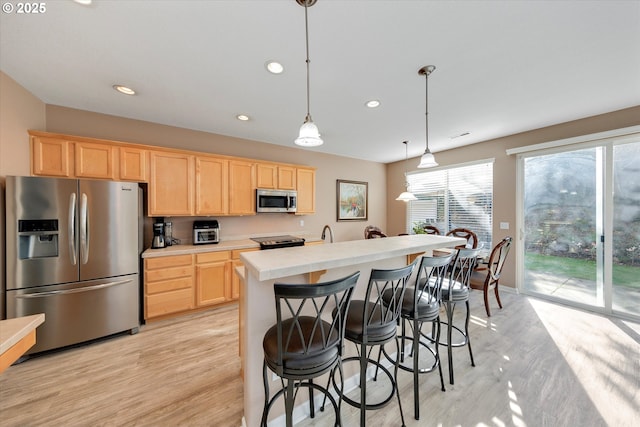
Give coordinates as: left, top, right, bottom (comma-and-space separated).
439, 248, 480, 384
382, 253, 453, 420
261, 271, 360, 427
332, 260, 417, 427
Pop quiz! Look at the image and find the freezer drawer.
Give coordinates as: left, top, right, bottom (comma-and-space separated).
6, 274, 140, 355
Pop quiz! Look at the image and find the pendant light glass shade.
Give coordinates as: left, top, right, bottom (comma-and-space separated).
418, 148, 438, 168
396, 189, 418, 202
294, 0, 323, 147
417, 65, 437, 168
396, 140, 417, 202
295, 115, 323, 147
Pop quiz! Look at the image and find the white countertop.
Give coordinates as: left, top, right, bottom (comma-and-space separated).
0, 313, 45, 356
240, 234, 465, 281
141, 235, 322, 258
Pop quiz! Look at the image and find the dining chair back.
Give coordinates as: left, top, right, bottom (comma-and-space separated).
470, 236, 513, 316
364, 225, 385, 239
446, 228, 478, 249
423, 225, 441, 235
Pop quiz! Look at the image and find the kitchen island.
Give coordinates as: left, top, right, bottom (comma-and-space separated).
239, 234, 464, 426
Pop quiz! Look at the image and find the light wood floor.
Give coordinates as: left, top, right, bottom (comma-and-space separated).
1, 291, 639, 427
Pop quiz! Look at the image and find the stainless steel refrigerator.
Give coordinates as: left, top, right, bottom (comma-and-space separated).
5, 176, 140, 355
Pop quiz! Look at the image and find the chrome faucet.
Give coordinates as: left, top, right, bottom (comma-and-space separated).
321, 225, 334, 243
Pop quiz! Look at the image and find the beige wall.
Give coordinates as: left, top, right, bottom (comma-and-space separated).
0, 72, 45, 178
387, 105, 640, 288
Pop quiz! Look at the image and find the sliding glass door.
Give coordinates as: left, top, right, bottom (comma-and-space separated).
611, 141, 640, 316
519, 136, 639, 320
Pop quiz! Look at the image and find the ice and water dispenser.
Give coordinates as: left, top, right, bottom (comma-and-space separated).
18, 219, 59, 259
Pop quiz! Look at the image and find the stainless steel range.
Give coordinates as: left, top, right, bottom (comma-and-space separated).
250, 235, 305, 250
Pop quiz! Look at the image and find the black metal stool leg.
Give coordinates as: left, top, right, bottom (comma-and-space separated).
465, 300, 475, 367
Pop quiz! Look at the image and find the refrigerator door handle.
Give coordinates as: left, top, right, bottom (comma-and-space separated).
80, 192, 89, 264
14, 279, 134, 298
69, 192, 77, 265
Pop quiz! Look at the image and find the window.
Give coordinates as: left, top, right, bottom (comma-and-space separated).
407, 160, 493, 250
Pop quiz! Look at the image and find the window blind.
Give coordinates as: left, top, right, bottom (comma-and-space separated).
407, 161, 493, 250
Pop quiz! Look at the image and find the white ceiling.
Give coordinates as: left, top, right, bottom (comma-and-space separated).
1, 0, 639, 163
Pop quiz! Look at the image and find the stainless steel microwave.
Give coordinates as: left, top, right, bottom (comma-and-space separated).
256, 189, 297, 213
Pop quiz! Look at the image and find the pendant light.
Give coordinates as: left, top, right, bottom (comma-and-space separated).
417, 65, 438, 168
294, 0, 323, 147
396, 141, 418, 201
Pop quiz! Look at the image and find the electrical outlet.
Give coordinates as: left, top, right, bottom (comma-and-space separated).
300, 219, 304, 227
500, 222, 510, 230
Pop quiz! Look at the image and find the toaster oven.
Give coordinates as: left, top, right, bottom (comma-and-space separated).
193, 220, 220, 245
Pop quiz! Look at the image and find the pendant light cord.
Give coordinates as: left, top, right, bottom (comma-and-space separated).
304, 1, 311, 122
424, 70, 429, 153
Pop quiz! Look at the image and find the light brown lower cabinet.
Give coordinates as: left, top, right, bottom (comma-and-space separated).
195, 251, 231, 307
144, 249, 254, 321
144, 254, 194, 320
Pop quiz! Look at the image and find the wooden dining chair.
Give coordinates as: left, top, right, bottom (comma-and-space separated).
364, 225, 384, 239
423, 225, 441, 235
446, 228, 478, 249
470, 236, 513, 316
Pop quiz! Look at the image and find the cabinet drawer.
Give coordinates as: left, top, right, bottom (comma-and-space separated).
146, 288, 193, 318
146, 277, 192, 295
145, 254, 192, 270
231, 248, 259, 260
196, 251, 230, 264
146, 265, 193, 282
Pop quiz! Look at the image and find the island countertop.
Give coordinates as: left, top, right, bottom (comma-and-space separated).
240, 234, 465, 281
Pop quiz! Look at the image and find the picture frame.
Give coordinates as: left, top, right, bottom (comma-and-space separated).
337, 179, 368, 221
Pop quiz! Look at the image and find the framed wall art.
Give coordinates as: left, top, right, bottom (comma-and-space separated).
336, 179, 368, 221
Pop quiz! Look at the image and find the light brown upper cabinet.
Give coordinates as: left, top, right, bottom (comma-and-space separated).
195, 156, 229, 216
278, 165, 296, 190
31, 135, 72, 177
229, 160, 256, 215
149, 150, 194, 216
119, 146, 148, 182
256, 163, 278, 189
256, 163, 296, 190
296, 167, 316, 214
74, 141, 115, 179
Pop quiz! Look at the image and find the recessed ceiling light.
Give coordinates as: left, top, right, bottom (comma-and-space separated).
113, 85, 136, 95
236, 114, 250, 121
73, 0, 93, 5
365, 100, 380, 108
265, 61, 284, 74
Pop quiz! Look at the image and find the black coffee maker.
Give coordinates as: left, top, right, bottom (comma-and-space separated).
151, 223, 166, 249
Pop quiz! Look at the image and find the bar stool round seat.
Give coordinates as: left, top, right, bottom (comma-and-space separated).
261, 272, 360, 427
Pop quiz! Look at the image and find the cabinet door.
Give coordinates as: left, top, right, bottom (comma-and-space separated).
256, 163, 277, 189
149, 151, 194, 216
195, 252, 231, 307
195, 156, 228, 215
296, 167, 316, 214
229, 160, 256, 215
31, 136, 71, 177
75, 141, 114, 179
144, 255, 194, 320
119, 147, 148, 182
278, 166, 297, 190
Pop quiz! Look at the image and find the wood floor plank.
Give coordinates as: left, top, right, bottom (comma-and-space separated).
1, 292, 638, 427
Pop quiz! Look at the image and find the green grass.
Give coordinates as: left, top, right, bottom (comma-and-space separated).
525, 253, 640, 288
